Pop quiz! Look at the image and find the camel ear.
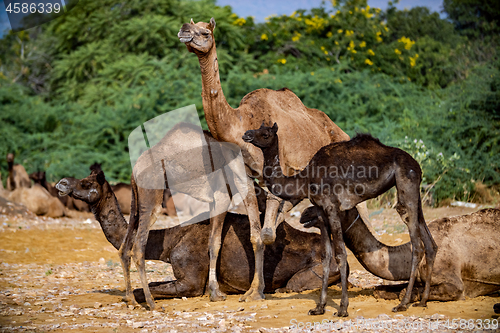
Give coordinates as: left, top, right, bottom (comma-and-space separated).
271, 122, 278, 132
208, 17, 216, 31
190, 18, 195, 25
96, 170, 105, 185
259, 121, 266, 129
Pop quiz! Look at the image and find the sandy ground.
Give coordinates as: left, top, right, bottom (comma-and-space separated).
0, 204, 499, 332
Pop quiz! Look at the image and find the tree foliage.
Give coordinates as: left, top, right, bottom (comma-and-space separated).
0, 0, 499, 203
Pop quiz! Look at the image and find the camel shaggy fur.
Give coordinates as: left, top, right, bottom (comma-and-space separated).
243, 124, 437, 317
56, 170, 344, 300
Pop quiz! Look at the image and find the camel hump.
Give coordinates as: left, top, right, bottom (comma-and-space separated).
239, 87, 296, 107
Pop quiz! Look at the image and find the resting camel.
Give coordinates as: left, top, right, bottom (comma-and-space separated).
102, 122, 245, 310
29, 171, 90, 212
8, 183, 66, 217
30, 171, 69, 206
6, 153, 31, 191
178, 18, 370, 302
55, 169, 345, 299
301, 206, 500, 303
243, 124, 437, 317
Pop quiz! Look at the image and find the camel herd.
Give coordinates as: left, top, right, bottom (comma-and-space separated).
3, 17, 499, 317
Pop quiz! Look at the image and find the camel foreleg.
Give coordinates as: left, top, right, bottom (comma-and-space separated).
325, 206, 349, 317
207, 209, 228, 301
131, 204, 162, 310
308, 212, 333, 316
239, 177, 265, 302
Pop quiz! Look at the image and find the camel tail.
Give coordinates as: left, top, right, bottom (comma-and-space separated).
129, 175, 140, 231
418, 197, 437, 249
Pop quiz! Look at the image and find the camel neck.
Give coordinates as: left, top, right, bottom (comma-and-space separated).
342, 212, 412, 281
196, 45, 232, 140
261, 138, 307, 200
7, 161, 13, 171
90, 183, 129, 250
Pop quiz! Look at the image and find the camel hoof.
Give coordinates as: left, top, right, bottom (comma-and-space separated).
239, 288, 265, 302
308, 306, 325, 316
335, 309, 349, 317
412, 301, 427, 308
123, 295, 139, 306
261, 228, 276, 245
147, 302, 156, 311
392, 303, 408, 312
209, 290, 227, 302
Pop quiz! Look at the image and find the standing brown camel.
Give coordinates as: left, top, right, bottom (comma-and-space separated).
243, 124, 437, 317
55, 170, 345, 300
6, 153, 31, 191
178, 18, 371, 302
106, 122, 245, 310
301, 206, 500, 303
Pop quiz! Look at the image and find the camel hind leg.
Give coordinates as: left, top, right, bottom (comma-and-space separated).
131, 191, 163, 310
239, 177, 265, 302
207, 198, 229, 301
118, 176, 140, 306
393, 169, 425, 312
414, 200, 438, 307
307, 209, 333, 315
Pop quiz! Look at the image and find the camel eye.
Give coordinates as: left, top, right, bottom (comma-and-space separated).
262, 134, 269, 139
202, 31, 210, 36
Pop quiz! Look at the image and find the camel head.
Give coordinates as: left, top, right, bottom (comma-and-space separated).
242, 122, 278, 149
89, 162, 102, 173
56, 169, 106, 204
29, 171, 46, 184
178, 18, 216, 54
6, 153, 14, 164
300, 206, 322, 229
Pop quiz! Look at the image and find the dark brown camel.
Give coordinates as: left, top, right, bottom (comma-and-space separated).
55, 169, 343, 300
301, 206, 500, 303
6, 153, 31, 191
243, 123, 437, 317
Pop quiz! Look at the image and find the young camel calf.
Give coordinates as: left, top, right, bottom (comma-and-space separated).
243, 123, 437, 317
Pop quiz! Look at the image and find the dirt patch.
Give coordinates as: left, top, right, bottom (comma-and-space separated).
0, 206, 499, 332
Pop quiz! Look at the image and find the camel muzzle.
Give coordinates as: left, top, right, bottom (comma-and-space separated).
178, 26, 193, 43
242, 132, 254, 143
55, 179, 72, 197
